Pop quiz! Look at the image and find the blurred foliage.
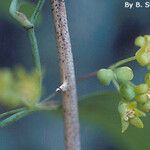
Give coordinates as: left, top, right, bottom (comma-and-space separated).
79, 92, 150, 150
0, 67, 41, 108
0, 0, 10, 16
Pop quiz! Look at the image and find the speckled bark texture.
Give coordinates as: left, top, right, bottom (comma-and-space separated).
50, 0, 81, 150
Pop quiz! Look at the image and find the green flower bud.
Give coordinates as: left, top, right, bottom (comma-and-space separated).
145, 73, 150, 81
120, 84, 136, 100
134, 84, 148, 94
97, 69, 114, 86
135, 36, 145, 47
145, 73, 150, 87
144, 35, 150, 44
146, 80, 150, 87
129, 117, 144, 128
135, 35, 150, 66
142, 101, 150, 112
147, 64, 150, 70
115, 66, 134, 82
135, 94, 148, 103
135, 50, 150, 66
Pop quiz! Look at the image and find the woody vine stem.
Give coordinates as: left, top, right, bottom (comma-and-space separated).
50, 0, 81, 150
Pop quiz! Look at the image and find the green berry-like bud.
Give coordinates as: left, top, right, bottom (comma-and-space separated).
134, 84, 149, 94
142, 101, 150, 112
147, 64, 150, 70
135, 94, 148, 103
144, 35, 150, 44
135, 35, 150, 66
145, 73, 150, 87
115, 67, 134, 82
135, 50, 150, 66
130, 117, 144, 128
146, 80, 150, 87
120, 84, 136, 100
135, 36, 145, 47
145, 73, 150, 81
97, 69, 114, 85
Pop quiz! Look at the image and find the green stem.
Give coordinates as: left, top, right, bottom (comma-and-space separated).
28, 28, 41, 73
29, 0, 46, 93
109, 56, 136, 69
35, 103, 60, 111
77, 56, 136, 82
112, 79, 120, 91
31, 0, 45, 24
28, 28, 42, 97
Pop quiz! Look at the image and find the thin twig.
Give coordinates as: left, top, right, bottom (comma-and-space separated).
50, 0, 81, 150
28, 28, 42, 73
77, 71, 97, 83
109, 56, 136, 69
36, 101, 60, 111
77, 56, 136, 83
41, 89, 61, 103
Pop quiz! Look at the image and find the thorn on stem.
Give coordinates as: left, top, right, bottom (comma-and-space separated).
56, 81, 68, 92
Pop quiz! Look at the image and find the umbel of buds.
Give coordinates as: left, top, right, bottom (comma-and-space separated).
97, 35, 150, 132
97, 69, 114, 85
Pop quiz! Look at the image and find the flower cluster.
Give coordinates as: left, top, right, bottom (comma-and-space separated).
0, 67, 41, 108
118, 101, 145, 132
135, 35, 150, 66
97, 35, 150, 132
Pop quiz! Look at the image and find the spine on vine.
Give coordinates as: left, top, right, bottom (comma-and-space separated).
50, 0, 81, 150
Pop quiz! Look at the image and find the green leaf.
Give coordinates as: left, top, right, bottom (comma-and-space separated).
79, 92, 150, 150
